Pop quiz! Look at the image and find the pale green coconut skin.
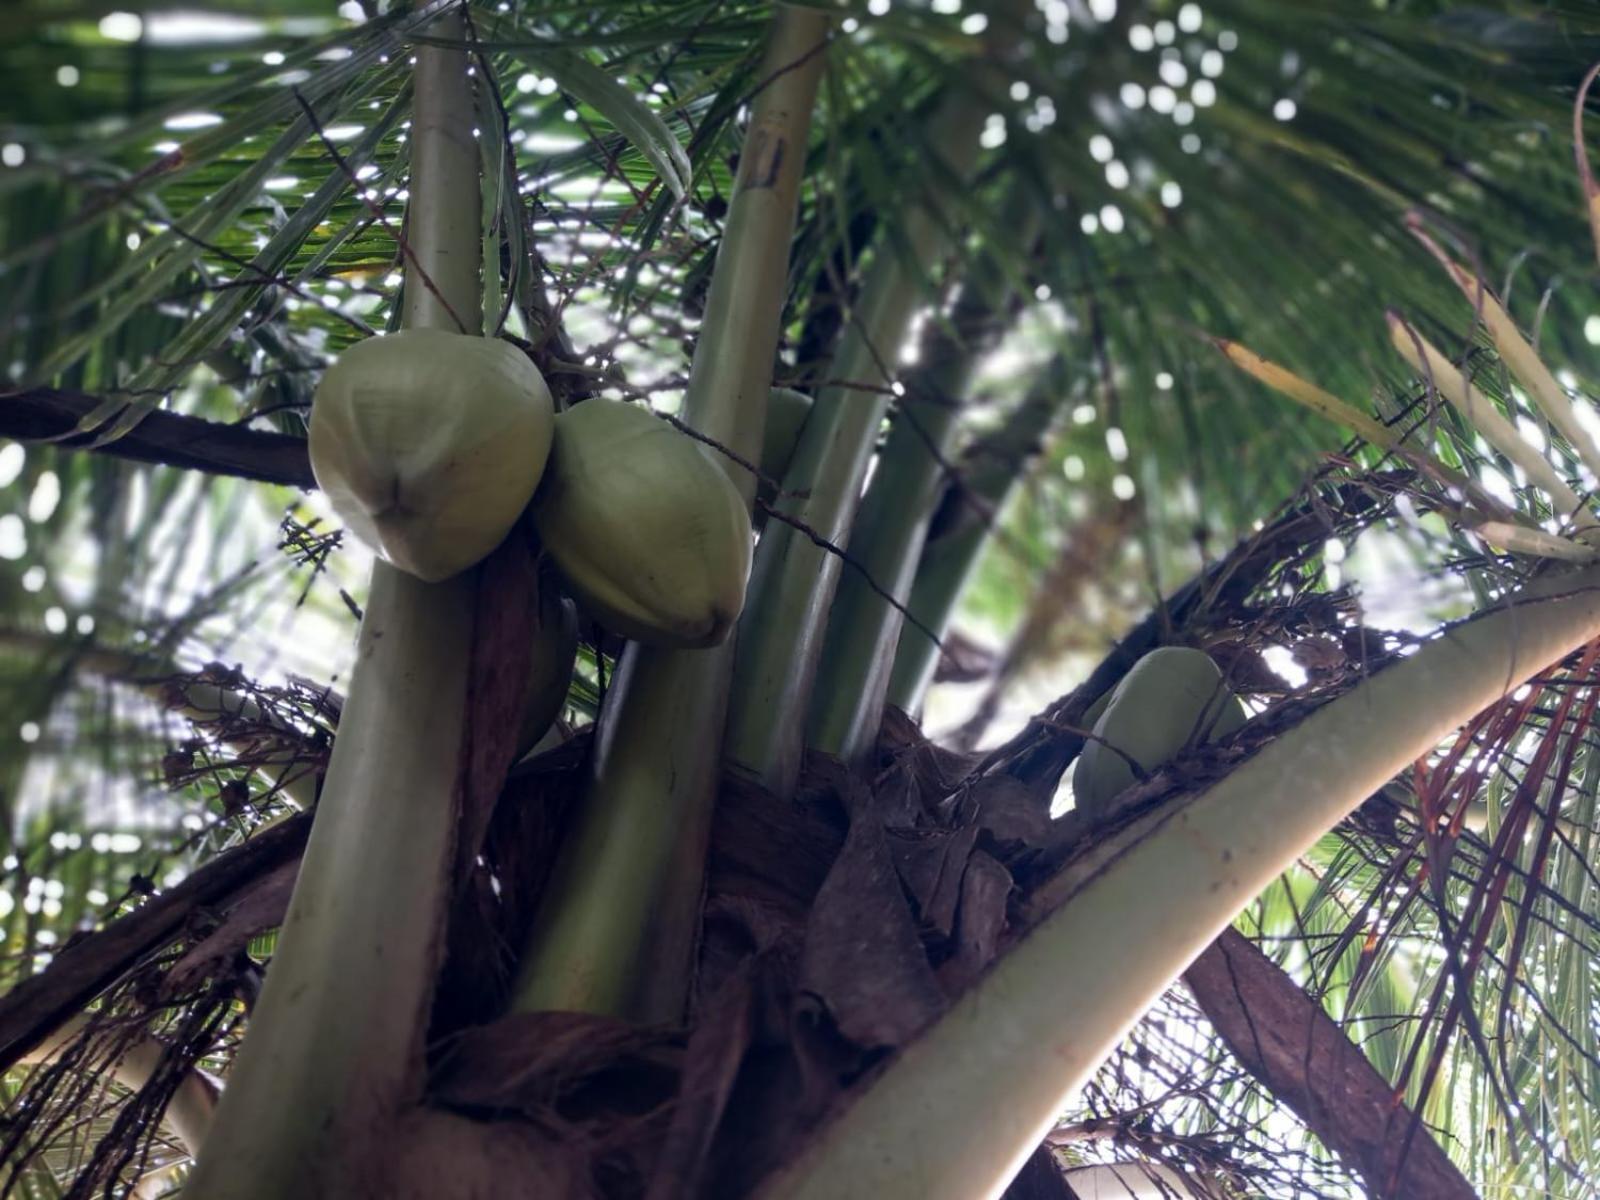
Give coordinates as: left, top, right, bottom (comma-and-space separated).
1072, 646, 1247, 821
531, 399, 753, 648
760, 386, 814, 492
309, 329, 554, 582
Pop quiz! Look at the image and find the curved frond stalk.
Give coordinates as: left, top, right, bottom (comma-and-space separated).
725, 7, 1031, 796
886, 363, 1068, 715
1473, 520, 1600, 563
184, 16, 481, 1197
756, 562, 1600, 1200
510, 4, 831, 1022
807, 185, 1039, 764
20, 1014, 218, 1157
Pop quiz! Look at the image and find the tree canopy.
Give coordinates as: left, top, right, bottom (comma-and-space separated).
3, 2, 1600, 1197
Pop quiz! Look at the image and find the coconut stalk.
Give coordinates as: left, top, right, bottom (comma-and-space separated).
886, 362, 1067, 714
510, 4, 831, 1022
756, 561, 1600, 1200
725, 40, 1017, 797
808, 185, 1039, 764
184, 15, 481, 1197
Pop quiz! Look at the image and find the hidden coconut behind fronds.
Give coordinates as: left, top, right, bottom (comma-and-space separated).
1073, 647, 1247, 822
515, 585, 580, 760
760, 387, 813, 494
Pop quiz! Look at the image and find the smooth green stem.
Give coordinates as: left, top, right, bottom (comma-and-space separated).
758, 562, 1600, 1200
725, 87, 992, 798
185, 16, 480, 1197
886, 366, 1067, 714
402, 35, 481, 335
510, 643, 729, 1018
511, 4, 831, 1022
808, 188, 1039, 763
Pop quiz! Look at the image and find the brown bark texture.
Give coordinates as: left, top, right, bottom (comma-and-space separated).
1184, 927, 1477, 1200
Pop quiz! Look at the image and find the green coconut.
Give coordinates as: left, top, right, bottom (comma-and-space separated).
1072, 646, 1247, 821
530, 399, 752, 648
309, 329, 554, 582
760, 386, 814, 498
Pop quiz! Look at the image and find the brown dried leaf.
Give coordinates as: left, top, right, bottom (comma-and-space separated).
964, 774, 1052, 851
645, 964, 757, 1200
697, 893, 803, 1008
799, 776, 945, 1049
392, 1107, 593, 1200
877, 707, 982, 803
939, 850, 1013, 994
885, 825, 979, 939
708, 770, 845, 917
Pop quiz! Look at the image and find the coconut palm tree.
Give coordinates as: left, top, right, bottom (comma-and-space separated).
2, 2, 1599, 1197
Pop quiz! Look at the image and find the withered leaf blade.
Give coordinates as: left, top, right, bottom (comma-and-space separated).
964, 773, 1052, 852
876, 707, 983, 801
939, 850, 1013, 994
885, 825, 979, 940
644, 961, 757, 1200
798, 776, 945, 1049
392, 1107, 592, 1200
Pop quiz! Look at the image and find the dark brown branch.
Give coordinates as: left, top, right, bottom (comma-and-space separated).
0, 388, 315, 489
1183, 928, 1478, 1200
0, 812, 312, 1074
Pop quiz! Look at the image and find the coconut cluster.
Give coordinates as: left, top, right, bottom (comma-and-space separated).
309, 332, 755, 655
